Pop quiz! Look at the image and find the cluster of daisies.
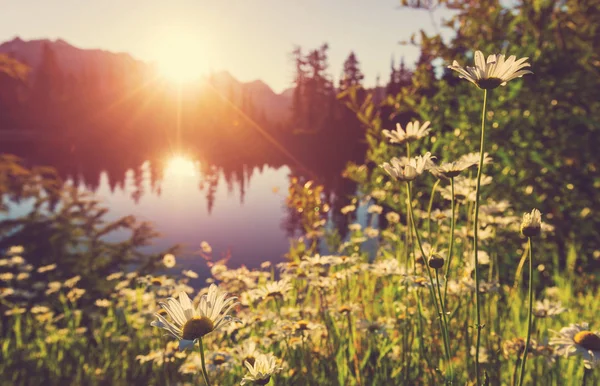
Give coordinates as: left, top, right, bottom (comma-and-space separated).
143, 50, 600, 384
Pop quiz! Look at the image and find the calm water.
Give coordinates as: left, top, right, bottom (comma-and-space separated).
4, 156, 294, 275
1, 127, 367, 280
100, 159, 293, 271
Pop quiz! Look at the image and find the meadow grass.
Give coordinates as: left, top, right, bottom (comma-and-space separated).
1, 50, 599, 385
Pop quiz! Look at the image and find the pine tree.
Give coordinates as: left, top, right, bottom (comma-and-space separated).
339, 51, 364, 92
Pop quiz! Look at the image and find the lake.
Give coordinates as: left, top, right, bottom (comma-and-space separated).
1, 136, 367, 280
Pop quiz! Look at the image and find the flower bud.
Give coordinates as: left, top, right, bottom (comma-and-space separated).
428, 255, 445, 270
521, 209, 542, 237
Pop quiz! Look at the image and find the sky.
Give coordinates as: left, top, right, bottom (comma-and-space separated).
0, 0, 453, 93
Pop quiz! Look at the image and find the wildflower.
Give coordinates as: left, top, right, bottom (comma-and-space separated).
461, 153, 492, 169
182, 269, 199, 279
382, 121, 431, 144
206, 351, 235, 373
430, 209, 450, 222
381, 152, 435, 182
4, 307, 26, 316
8, 246, 24, 255
336, 303, 361, 316
340, 204, 356, 215
365, 227, 379, 238
10, 256, 25, 265
357, 318, 393, 336
67, 288, 86, 302
31, 306, 50, 314
428, 253, 445, 270
448, 51, 532, 89
64, 275, 81, 288
45, 281, 62, 295
533, 299, 566, 318
0, 273, 14, 281
151, 285, 239, 350
240, 353, 282, 385
293, 319, 321, 335
106, 272, 124, 281
550, 323, 600, 369
431, 158, 478, 179
367, 204, 383, 214
521, 209, 542, 237
385, 212, 400, 223
348, 223, 362, 232
260, 261, 271, 269
95, 299, 111, 308
371, 189, 386, 200
234, 340, 262, 367
301, 254, 333, 267
201, 241, 212, 254
371, 258, 403, 277
37, 264, 57, 273
163, 253, 176, 268
0, 287, 14, 298
255, 280, 292, 300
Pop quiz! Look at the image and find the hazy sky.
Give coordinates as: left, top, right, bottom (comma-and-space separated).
0, 0, 453, 92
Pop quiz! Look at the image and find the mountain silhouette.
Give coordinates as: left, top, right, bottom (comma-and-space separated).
0, 36, 293, 122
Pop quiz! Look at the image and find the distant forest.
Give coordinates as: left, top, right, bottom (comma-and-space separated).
0, 40, 420, 204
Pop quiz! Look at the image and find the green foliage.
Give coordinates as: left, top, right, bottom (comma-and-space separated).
0, 155, 176, 302
352, 0, 600, 273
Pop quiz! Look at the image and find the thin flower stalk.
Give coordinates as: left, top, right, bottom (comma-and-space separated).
472, 88, 488, 384
406, 182, 453, 383
518, 237, 534, 386
427, 179, 441, 241
199, 338, 211, 386
443, 177, 456, 303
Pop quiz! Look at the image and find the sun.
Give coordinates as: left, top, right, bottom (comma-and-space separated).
165, 155, 198, 177
155, 34, 210, 83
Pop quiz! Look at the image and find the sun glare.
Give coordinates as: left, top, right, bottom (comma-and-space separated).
156, 35, 210, 83
165, 155, 198, 177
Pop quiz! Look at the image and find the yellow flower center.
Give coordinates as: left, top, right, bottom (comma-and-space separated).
477, 77, 503, 90
243, 355, 256, 366
574, 331, 600, 351
212, 354, 227, 365
296, 320, 310, 331
256, 376, 271, 385
182, 316, 214, 340
338, 305, 352, 314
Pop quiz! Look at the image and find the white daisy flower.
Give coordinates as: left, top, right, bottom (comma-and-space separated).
381, 152, 435, 182
550, 323, 600, 369
254, 280, 292, 301
240, 353, 282, 385
448, 51, 532, 89
533, 299, 566, 318
382, 120, 432, 144
430, 158, 478, 179
151, 284, 239, 350
162, 253, 176, 268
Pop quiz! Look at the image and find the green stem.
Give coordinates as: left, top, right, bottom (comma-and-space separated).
406, 182, 453, 383
427, 179, 441, 241
512, 357, 521, 386
582, 367, 591, 386
198, 337, 211, 386
518, 238, 534, 386
444, 177, 456, 303
436, 268, 453, 381
405, 142, 412, 269
473, 88, 488, 385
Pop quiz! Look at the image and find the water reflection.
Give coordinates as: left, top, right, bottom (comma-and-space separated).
92, 159, 291, 273
1, 136, 365, 275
